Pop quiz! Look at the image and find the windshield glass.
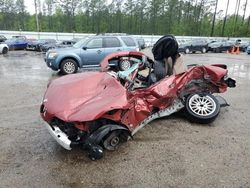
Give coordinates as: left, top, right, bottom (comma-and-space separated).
73, 37, 90, 48
5, 39, 16, 42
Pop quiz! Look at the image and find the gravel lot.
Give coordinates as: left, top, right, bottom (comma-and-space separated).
0, 50, 250, 188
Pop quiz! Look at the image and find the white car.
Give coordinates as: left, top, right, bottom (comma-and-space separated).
0, 43, 9, 54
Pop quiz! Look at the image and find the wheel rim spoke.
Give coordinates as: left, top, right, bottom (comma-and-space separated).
189, 94, 216, 116
64, 62, 74, 73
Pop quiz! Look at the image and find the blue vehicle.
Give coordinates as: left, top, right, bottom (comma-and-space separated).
247, 46, 250, 54
26, 39, 57, 51
44, 35, 139, 74
5, 38, 27, 50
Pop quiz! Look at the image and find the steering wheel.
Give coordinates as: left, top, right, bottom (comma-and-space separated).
118, 62, 140, 90
117, 55, 152, 90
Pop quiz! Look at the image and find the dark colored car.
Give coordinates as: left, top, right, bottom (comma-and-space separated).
208, 40, 236, 53
12, 35, 27, 40
136, 38, 146, 50
5, 38, 28, 50
26, 39, 39, 51
0, 35, 7, 42
179, 40, 208, 54
26, 39, 57, 51
235, 39, 248, 52
40, 40, 76, 52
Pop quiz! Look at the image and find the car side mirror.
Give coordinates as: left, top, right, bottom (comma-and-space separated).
82, 46, 87, 50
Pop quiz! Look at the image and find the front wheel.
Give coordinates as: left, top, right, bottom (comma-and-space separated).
102, 130, 129, 151
185, 93, 220, 124
2, 47, 8, 54
60, 59, 78, 75
184, 48, 190, 54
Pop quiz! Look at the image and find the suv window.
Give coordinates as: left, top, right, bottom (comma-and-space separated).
104, 37, 121, 48
121, 37, 136, 47
87, 38, 103, 48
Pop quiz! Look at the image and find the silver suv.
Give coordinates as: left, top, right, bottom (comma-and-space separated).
45, 35, 139, 74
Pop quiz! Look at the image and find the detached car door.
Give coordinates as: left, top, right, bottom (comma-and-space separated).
81, 37, 105, 66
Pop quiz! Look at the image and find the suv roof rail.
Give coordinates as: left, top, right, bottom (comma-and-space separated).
96, 33, 129, 36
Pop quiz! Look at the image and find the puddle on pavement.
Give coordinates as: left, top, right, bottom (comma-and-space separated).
227, 63, 250, 80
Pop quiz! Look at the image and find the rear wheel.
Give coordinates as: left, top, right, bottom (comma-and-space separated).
60, 59, 78, 75
201, 47, 206, 53
119, 58, 132, 71
185, 93, 220, 124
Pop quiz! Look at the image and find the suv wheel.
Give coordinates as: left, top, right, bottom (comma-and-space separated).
119, 58, 131, 71
60, 59, 78, 75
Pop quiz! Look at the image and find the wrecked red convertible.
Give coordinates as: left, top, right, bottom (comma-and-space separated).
40, 35, 236, 160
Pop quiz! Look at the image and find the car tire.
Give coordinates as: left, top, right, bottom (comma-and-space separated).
2, 47, 8, 54
119, 58, 132, 71
185, 93, 220, 124
184, 48, 190, 54
102, 130, 128, 151
201, 47, 206, 53
60, 59, 78, 75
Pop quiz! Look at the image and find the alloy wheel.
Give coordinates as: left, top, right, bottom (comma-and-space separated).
188, 94, 216, 117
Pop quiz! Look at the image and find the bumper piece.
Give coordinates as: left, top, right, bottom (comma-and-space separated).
45, 123, 72, 150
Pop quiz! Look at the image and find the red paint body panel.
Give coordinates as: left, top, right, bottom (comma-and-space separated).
42, 60, 228, 131
120, 65, 228, 127
43, 72, 128, 122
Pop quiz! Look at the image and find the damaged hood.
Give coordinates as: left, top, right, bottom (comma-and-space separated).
43, 72, 128, 122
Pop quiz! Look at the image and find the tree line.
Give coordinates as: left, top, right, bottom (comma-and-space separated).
0, 0, 249, 37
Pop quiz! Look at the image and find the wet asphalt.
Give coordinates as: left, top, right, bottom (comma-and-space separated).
0, 50, 250, 187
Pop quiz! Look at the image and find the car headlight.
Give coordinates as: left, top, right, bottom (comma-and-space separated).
48, 52, 57, 59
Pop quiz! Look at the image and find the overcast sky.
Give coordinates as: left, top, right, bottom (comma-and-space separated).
24, 0, 250, 17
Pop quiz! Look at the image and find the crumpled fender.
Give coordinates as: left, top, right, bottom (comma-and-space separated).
86, 124, 131, 145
